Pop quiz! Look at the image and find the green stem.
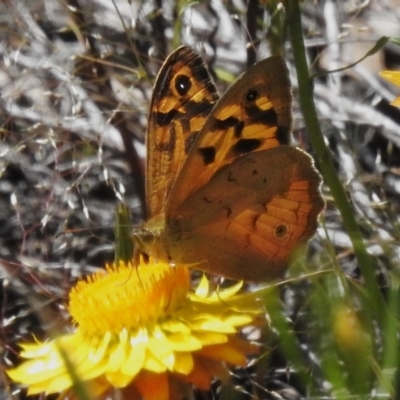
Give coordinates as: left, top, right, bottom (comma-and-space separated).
283, 0, 385, 319
115, 203, 134, 264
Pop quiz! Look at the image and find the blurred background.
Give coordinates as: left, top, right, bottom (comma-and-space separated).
1, 1, 400, 399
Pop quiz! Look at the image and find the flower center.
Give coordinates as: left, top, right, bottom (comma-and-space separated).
69, 261, 190, 335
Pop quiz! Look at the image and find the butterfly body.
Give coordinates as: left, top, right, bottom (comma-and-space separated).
133, 46, 324, 282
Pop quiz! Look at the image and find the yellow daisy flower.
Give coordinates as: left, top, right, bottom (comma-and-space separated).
7, 260, 263, 400
380, 71, 400, 107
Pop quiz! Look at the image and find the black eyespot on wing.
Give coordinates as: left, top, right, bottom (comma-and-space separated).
231, 138, 262, 155
175, 74, 191, 96
275, 224, 287, 238
246, 88, 259, 103
198, 146, 216, 165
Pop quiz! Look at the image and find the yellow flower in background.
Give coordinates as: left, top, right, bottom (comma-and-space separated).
380, 71, 400, 107
8, 260, 263, 400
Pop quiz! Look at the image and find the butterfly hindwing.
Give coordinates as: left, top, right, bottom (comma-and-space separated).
161, 146, 323, 281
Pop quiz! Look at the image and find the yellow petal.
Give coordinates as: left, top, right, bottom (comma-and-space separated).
221, 314, 253, 327
86, 332, 112, 364
165, 332, 202, 351
161, 320, 191, 334
206, 281, 243, 302
8, 358, 64, 384
106, 330, 128, 372
19, 342, 53, 358
45, 374, 75, 394
121, 344, 145, 376
78, 357, 108, 380
106, 370, 133, 388
172, 351, 193, 374
147, 328, 175, 369
195, 275, 209, 298
380, 71, 400, 86
192, 331, 228, 345
191, 318, 237, 333
143, 348, 167, 373
121, 330, 147, 376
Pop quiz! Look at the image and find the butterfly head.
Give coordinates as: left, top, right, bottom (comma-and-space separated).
132, 215, 170, 263
132, 227, 155, 252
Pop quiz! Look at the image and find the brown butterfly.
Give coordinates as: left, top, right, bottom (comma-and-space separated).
133, 46, 324, 282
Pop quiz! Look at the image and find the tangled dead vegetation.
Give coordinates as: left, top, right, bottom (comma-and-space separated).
1, 1, 400, 399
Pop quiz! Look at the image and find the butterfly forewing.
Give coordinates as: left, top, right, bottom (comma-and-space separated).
166, 56, 293, 210
146, 47, 219, 218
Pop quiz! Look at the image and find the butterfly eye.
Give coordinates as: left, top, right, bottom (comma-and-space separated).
133, 229, 155, 247
175, 75, 192, 96
274, 224, 287, 238
245, 88, 259, 103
